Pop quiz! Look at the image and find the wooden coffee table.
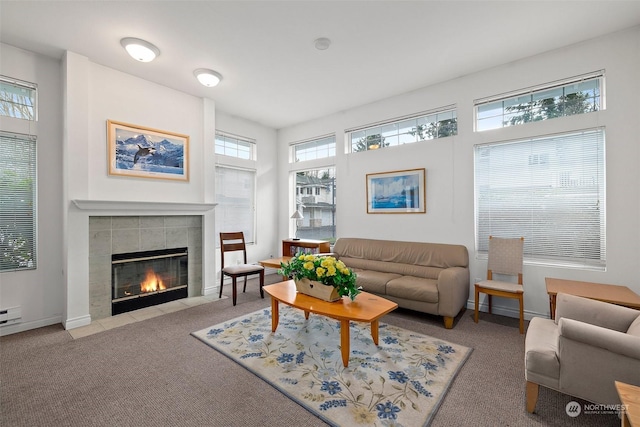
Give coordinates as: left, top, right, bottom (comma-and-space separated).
263, 280, 398, 367
546, 277, 640, 320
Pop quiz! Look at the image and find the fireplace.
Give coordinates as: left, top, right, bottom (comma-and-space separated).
111, 247, 188, 315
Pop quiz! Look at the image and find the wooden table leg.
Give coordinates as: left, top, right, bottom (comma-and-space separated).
304, 310, 310, 319
270, 298, 279, 332
340, 319, 350, 367
371, 319, 379, 345
549, 294, 556, 320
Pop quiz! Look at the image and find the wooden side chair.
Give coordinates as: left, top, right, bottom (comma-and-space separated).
219, 232, 264, 306
474, 236, 525, 333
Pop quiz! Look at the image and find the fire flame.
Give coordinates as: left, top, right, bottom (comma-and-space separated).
140, 268, 166, 293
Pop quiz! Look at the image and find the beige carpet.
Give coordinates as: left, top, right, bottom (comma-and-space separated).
0, 274, 621, 426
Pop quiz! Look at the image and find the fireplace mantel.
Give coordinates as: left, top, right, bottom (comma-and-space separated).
72, 199, 217, 212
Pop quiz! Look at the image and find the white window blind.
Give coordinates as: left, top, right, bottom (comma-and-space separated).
0, 131, 37, 271
215, 166, 256, 246
474, 128, 605, 268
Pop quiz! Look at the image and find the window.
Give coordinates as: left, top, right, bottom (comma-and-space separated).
474, 128, 605, 268
291, 135, 335, 162
0, 131, 37, 271
293, 167, 336, 243
215, 166, 256, 246
0, 76, 37, 120
475, 72, 603, 132
347, 107, 457, 153
215, 131, 255, 160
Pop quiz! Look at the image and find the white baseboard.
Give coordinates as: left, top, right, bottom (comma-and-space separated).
63, 314, 92, 330
466, 299, 548, 321
0, 315, 63, 337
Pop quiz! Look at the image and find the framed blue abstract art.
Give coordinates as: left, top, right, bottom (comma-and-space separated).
366, 168, 426, 214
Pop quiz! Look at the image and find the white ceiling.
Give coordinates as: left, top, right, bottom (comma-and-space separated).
2, 1, 640, 129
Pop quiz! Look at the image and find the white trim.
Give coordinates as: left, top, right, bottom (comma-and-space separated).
72, 199, 217, 212
63, 314, 92, 330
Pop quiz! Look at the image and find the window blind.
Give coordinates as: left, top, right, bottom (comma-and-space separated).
0, 131, 37, 271
474, 128, 605, 268
215, 166, 256, 246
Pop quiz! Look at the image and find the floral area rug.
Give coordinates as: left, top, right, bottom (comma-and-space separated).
192, 306, 471, 426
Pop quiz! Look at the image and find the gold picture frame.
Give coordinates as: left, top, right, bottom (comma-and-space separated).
366, 168, 426, 213
107, 120, 189, 182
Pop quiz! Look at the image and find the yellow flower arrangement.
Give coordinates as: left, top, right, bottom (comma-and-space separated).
279, 253, 361, 301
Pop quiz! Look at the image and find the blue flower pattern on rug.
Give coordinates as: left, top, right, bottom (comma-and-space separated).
193, 305, 471, 427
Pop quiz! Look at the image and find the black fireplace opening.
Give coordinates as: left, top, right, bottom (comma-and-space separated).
111, 247, 188, 315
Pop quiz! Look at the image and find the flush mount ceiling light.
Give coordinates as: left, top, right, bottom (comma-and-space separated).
314, 37, 331, 51
193, 68, 223, 87
120, 37, 160, 62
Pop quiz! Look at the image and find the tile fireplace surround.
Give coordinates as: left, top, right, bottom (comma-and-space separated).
89, 215, 202, 320
71, 200, 216, 327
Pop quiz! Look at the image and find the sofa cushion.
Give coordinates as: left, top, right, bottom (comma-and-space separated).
333, 238, 468, 269
351, 269, 401, 295
628, 315, 640, 337
386, 276, 438, 303
340, 256, 443, 280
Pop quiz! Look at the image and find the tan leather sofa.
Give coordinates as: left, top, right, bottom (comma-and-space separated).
331, 237, 469, 329
525, 293, 640, 413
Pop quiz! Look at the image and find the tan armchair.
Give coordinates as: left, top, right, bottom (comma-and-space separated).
525, 293, 640, 413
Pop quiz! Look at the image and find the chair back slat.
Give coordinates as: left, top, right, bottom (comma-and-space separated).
220, 232, 248, 267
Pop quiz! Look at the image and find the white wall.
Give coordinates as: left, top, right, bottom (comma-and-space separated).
0, 46, 280, 334
277, 26, 640, 320
0, 44, 64, 334
215, 111, 279, 263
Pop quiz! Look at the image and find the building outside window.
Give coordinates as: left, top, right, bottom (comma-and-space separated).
293, 167, 336, 243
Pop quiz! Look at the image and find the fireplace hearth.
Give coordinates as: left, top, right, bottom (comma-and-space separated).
112, 247, 188, 315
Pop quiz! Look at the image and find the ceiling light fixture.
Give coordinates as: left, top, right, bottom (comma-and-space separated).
314, 37, 331, 51
120, 37, 160, 62
193, 68, 223, 87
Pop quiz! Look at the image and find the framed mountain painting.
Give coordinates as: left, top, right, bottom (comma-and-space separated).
107, 120, 189, 181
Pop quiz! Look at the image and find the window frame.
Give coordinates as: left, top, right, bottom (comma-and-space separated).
474, 71, 605, 132
0, 75, 38, 121
215, 130, 256, 160
346, 105, 457, 153
290, 134, 336, 163
290, 166, 337, 243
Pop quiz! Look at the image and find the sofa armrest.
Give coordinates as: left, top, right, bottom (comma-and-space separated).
436, 267, 470, 318
559, 318, 640, 360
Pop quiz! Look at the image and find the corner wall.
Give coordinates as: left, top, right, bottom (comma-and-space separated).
277, 26, 640, 320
